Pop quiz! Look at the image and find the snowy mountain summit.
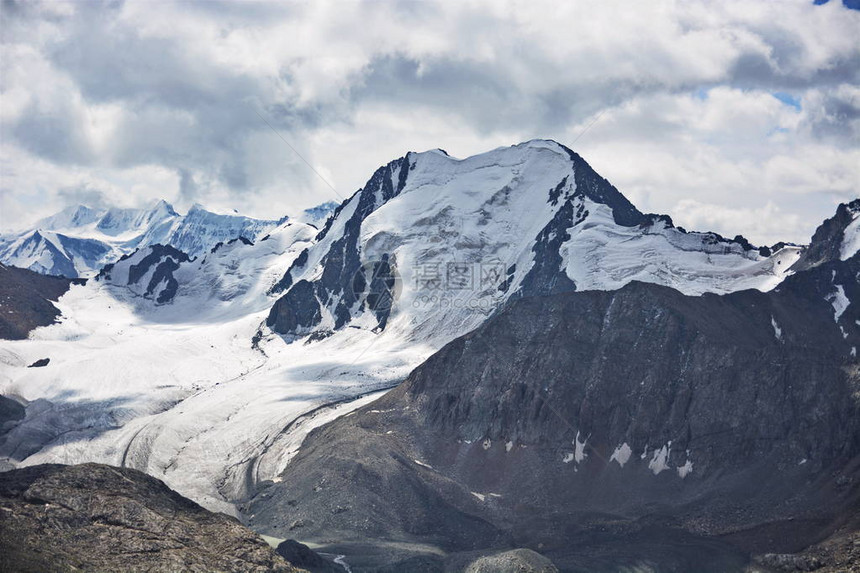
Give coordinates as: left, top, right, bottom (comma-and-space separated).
0, 200, 285, 278
265, 139, 802, 345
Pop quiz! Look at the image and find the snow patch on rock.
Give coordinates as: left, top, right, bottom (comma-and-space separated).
648, 442, 672, 475
677, 459, 694, 478
609, 443, 632, 467
827, 283, 849, 323
771, 316, 783, 341
574, 431, 588, 463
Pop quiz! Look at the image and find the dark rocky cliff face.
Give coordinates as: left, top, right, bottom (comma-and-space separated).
249, 254, 860, 572
0, 263, 80, 340
0, 463, 301, 573
267, 156, 411, 337
791, 198, 859, 272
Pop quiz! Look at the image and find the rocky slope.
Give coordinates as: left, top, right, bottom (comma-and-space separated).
0, 463, 302, 572
248, 204, 860, 572
0, 263, 82, 340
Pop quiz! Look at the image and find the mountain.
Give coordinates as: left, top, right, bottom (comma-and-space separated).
0, 200, 285, 278
97, 244, 192, 304
164, 203, 284, 258
95, 219, 317, 312
248, 211, 860, 571
0, 463, 300, 572
265, 140, 799, 347
299, 201, 340, 228
0, 230, 114, 277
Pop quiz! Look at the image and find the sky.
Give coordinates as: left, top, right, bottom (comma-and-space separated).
1, 0, 858, 245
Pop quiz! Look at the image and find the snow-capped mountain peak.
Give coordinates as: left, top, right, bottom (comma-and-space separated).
34, 204, 104, 231
265, 140, 802, 347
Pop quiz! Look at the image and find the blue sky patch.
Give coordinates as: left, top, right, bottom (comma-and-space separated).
772, 92, 802, 111
814, 0, 860, 10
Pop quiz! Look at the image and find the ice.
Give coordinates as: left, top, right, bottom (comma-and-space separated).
609, 443, 632, 467
562, 201, 801, 296
648, 442, 672, 475
827, 284, 849, 323
677, 459, 694, 478
771, 316, 783, 341
574, 431, 588, 463
0, 200, 280, 277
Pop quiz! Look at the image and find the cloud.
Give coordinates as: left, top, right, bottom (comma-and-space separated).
0, 0, 858, 244
673, 200, 807, 246
56, 183, 109, 209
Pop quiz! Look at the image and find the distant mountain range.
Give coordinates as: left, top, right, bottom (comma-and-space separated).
0, 200, 338, 278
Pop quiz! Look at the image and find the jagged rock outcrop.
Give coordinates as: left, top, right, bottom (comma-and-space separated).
98, 244, 192, 303
791, 198, 860, 272
267, 155, 411, 336
0, 463, 301, 573
0, 263, 81, 339
250, 245, 860, 571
